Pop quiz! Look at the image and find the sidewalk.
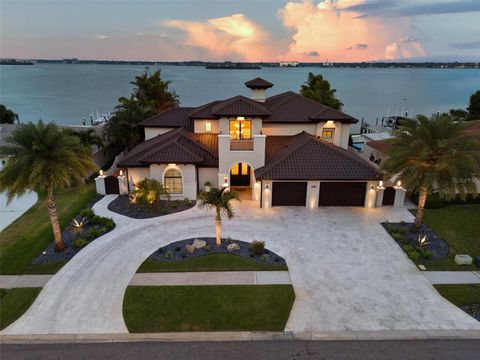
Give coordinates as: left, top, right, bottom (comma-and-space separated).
0, 271, 292, 289
423, 271, 480, 284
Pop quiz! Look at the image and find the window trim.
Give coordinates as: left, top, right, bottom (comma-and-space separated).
205, 122, 212, 133
321, 128, 335, 141
164, 167, 183, 195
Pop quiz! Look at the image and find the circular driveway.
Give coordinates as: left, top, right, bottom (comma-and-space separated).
3, 196, 479, 334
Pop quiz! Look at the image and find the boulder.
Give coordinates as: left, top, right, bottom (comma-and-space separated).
454, 254, 473, 265
185, 244, 196, 254
227, 243, 240, 252
192, 239, 207, 249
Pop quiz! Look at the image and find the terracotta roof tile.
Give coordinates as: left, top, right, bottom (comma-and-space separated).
245, 77, 273, 89
366, 140, 390, 154
211, 95, 270, 117
257, 132, 382, 180
140, 108, 195, 131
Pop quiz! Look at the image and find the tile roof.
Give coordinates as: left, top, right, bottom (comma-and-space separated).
211, 95, 271, 117
366, 140, 390, 154
139, 108, 195, 131
118, 129, 218, 167
245, 77, 274, 89
257, 132, 382, 180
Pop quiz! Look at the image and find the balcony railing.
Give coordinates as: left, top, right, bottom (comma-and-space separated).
230, 139, 254, 151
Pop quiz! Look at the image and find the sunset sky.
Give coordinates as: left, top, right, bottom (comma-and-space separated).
1, 0, 479, 62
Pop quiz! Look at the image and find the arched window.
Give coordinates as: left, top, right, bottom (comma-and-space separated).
164, 168, 183, 194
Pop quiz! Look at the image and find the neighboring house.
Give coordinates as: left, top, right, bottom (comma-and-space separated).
118, 77, 388, 208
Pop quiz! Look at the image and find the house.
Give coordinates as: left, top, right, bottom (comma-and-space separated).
116, 77, 397, 208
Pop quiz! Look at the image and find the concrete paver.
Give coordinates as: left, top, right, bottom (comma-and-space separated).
2, 195, 479, 335
423, 271, 480, 284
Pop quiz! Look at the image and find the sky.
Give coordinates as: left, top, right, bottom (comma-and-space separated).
1, 0, 479, 62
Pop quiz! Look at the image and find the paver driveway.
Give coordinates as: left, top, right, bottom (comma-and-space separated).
3, 196, 479, 334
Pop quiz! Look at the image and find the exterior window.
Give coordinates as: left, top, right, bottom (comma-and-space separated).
164, 168, 183, 194
241, 163, 249, 175
230, 120, 252, 140
205, 122, 212, 132
231, 163, 239, 175
322, 128, 335, 141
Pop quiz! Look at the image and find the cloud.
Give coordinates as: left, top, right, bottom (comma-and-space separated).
345, 0, 480, 18
385, 39, 426, 59
95, 35, 109, 40
307, 51, 319, 56
449, 40, 480, 49
278, 0, 426, 61
163, 13, 278, 61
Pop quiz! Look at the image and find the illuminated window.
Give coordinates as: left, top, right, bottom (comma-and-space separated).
164, 168, 183, 194
322, 128, 335, 140
241, 163, 249, 175
205, 122, 212, 132
231, 163, 239, 175
229, 120, 252, 140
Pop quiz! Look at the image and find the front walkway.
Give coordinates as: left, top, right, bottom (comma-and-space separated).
2, 196, 479, 334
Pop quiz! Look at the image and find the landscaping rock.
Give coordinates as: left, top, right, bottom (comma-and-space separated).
227, 243, 240, 252
455, 254, 473, 265
192, 239, 207, 249
185, 244, 196, 254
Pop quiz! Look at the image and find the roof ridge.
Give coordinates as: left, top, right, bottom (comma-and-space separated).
265, 91, 297, 110
179, 130, 218, 160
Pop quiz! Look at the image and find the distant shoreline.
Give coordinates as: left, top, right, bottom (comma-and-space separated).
1, 59, 479, 69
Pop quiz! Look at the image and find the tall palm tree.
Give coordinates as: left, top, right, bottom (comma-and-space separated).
381, 114, 480, 229
0, 104, 19, 124
198, 187, 240, 246
300, 72, 343, 110
0, 121, 96, 251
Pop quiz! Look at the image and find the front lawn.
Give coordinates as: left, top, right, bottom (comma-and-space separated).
415, 205, 480, 270
434, 284, 480, 321
0, 288, 41, 330
137, 254, 288, 272
0, 183, 97, 274
123, 285, 295, 332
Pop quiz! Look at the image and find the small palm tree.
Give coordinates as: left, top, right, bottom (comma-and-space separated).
198, 187, 240, 246
68, 128, 104, 150
0, 121, 96, 251
381, 114, 480, 229
300, 72, 343, 110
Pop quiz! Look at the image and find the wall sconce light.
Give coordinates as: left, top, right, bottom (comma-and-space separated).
119, 170, 123, 176
99, 170, 104, 176
397, 180, 402, 188
265, 184, 269, 190
236, 116, 245, 120
379, 180, 383, 187
168, 163, 176, 167
370, 184, 374, 190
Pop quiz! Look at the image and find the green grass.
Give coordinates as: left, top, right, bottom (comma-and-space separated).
411, 205, 480, 271
24, 260, 68, 275
0, 288, 42, 330
0, 183, 97, 275
137, 254, 288, 273
123, 285, 295, 333
434, 284, 480, 307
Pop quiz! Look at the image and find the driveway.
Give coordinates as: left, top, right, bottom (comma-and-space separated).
2, 196, 479, 334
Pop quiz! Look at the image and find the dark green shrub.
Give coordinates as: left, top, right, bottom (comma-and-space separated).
204, 244, 211, 252
184, 198, 192, 206
407, 251, 421, 261
249, 240, 265, 255
170, 202, 179, 209
84, 228, 101, 241
175, 246, 181, 252
416, 246, 432, 259
260, 254, 269, 262
403, 244, 414, 252
73, 237, 88, 248
79, 208, 95, 220
164, 250, 173, 259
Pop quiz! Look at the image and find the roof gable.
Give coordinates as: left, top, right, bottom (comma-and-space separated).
211, 95, 270, 117
245, 77, 273, 89
139, 108, 195, 131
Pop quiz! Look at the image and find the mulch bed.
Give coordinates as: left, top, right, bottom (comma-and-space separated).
461, 304, 480, 322
107, 195, 196, 219
382, 222, 449, 260
148, 237, 287, 266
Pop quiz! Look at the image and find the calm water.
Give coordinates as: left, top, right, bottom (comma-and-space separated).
1, 64, 478, 131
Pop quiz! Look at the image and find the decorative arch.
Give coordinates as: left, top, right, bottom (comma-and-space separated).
164, 166, 183, 194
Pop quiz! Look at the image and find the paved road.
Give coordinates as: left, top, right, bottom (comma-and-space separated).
2, 340, 480, 360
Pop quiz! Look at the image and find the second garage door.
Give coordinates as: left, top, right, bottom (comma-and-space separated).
272, 182, 307, 206
319, 182, 366, 206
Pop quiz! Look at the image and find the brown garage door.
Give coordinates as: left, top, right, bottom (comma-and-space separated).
272, 182, 307, 206
319, 182, 366, 206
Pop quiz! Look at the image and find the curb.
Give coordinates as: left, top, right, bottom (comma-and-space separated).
1, 329, 480, 344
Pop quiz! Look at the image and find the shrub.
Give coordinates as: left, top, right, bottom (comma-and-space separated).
133, 178, 167, 206
403, 244, 414, 252
79, 208, 95, 220
73, 237, 88, 248
416, 246, 432, 259
204, 244, 211, 252
175, 246, 181, 252
407, 251, 421, 261
184, 198, 192, 206
260, 254, 269, 262
164, 250, 173, 259
249, 240, 265, 255
70, 216, 88, 235
84, 228, 101, 241
170, 201, 179, 209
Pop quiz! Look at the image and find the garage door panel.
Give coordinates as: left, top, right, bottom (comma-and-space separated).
319, 182, 366, 206
272, 182, 307, 206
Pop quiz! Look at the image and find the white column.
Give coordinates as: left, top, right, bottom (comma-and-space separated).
376, 186, 385, 207
95, 176, 106, 195
364, 181, 377, 208
306, 181, 320, 209
118, 175, 128, 195
394, 186, 407, 207
262, 181, 273, 208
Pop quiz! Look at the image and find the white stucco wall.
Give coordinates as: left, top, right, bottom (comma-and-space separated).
363, 144, 388, 165
194, 120, 219, 134
150, 163, 197, 200
261, 123, 317, 136
127, 167, 151, 191
144, 127, 175, 140
306, 181, 320, 209
251, 89, 266, 102
261, 180, 273, 208
364, 181, 378, 208
198, 167, 219, 190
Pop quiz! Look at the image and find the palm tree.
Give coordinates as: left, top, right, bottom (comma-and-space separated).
198, 187, 240, 246
0, 121, 96, 251
300, 72, 343, 110
64, 128, 104, 150
381, 114, 480, 229
0, 104, 19, 124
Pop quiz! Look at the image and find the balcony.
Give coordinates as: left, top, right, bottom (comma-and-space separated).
230, 139, 254, 151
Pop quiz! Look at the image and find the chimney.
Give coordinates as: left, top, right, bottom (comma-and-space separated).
244, 77, 273, 102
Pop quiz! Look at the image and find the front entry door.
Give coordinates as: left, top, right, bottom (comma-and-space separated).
230, 163, 250, 186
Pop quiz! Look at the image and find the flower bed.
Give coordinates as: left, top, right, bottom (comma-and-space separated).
107, 195, 196, 219
462, 304, 480, 321
382, 222, 449, 262
31, 208, 115, 265
148, 237, 286, 267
